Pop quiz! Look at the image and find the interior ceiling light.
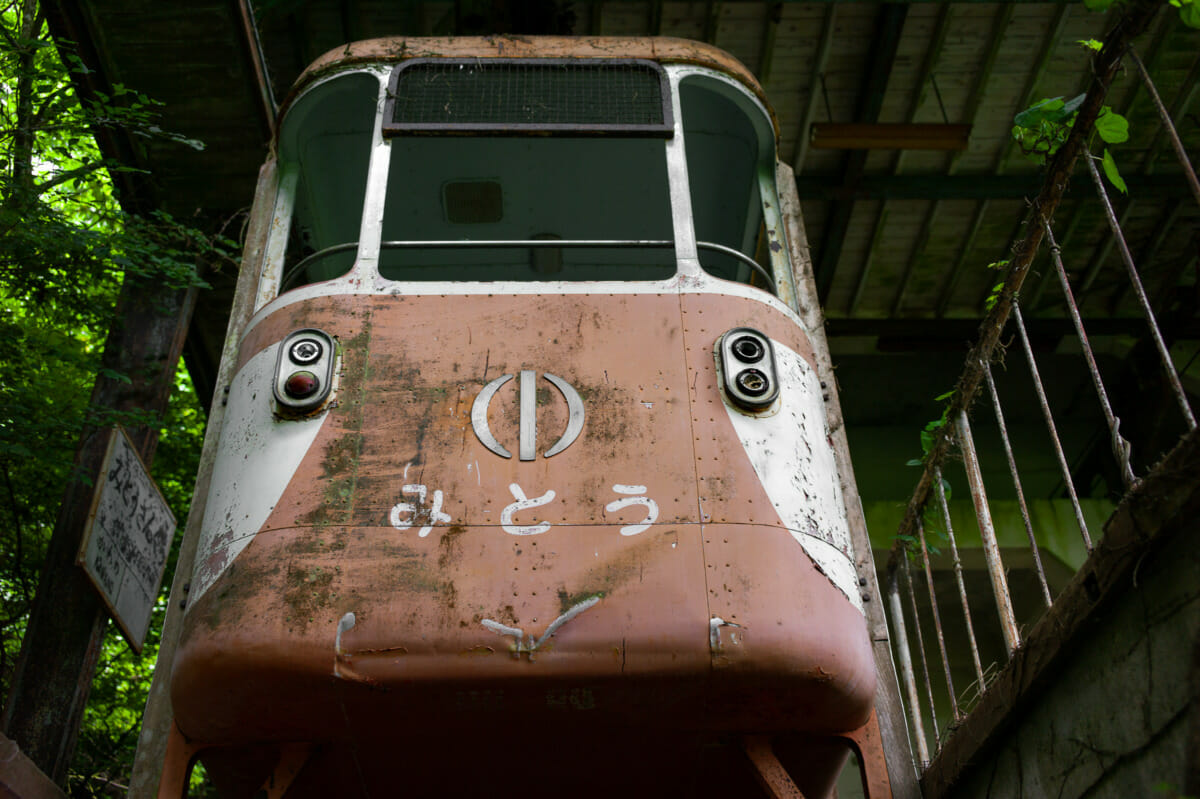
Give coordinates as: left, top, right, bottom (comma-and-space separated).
810, 123, 971, 151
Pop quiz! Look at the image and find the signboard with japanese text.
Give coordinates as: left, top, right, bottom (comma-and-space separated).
77, 427, 176, 651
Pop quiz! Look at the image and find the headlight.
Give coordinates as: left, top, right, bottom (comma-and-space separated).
717, 327, 779, 411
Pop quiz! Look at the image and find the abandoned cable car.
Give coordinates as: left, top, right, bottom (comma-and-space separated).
166, 37, 890, 798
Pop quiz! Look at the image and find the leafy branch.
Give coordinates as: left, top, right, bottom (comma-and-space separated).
1085, 0, 1200, 26
897, 390, 956, 556
1012, 94, 1130, 193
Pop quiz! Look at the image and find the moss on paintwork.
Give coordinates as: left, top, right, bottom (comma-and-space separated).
301, 318, 372, 541
437, 525, 467, 569
192, 556, 283, 633
387, 543, 442, 594
336, 320, 373, 433
556, 589, 606, 615
553, 531, 665, 614
283, 563, 338, 631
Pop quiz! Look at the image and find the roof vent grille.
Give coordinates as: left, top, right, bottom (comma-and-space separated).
384, 59, 672, 136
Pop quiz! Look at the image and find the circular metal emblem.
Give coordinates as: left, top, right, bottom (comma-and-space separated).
471, 370, 585, 460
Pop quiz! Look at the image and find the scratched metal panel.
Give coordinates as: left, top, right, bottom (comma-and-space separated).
174, 288, 875, 745
175, 291, 711, 743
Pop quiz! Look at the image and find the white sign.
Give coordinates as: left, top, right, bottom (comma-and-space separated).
77, 428, 176, 651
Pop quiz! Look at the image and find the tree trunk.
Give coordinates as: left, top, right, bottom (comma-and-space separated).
1, 273, 197, 785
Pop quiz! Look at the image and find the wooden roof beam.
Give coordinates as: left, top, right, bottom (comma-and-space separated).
993, 4, 1072, 172
892, 3, 1013, 317
813, 3, 908, 303
846, 5, 951, 316
1077, 22, 1180, 297
934, 199, 988, 318
757, 1, 782, 84
848, 204, 889, 315
790, 4, 836, 173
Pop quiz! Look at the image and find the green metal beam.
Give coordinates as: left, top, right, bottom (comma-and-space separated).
794, 173, 1196, 201
825, 316, 1200, 343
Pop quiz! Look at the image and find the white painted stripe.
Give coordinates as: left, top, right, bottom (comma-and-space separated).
189, 345, 329, 604
721, 341, 862, 613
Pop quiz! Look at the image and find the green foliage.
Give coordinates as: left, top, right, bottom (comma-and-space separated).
1101, 148, 1128, 194
1011, 94, 1130, 194
983, 259, 1011, 312
898, 388, 957, 557
0, 1, 218, 794
1077, 0, 1196, 22
920, 390, 955, 459
1094, 106, 1129, 144
1171, 0, 1200, 28
1079, 0, 1197, 55
1011, 95, 1085, 163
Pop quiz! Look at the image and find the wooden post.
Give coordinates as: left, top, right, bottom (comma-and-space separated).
1, 271, 199, 784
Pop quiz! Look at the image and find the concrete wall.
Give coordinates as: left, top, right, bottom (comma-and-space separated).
947, 519, 1199, 798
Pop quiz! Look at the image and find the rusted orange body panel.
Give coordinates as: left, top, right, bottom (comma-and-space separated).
163, 34, 890, 798
172, 292, 873, 745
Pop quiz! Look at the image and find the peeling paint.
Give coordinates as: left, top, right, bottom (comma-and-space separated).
709, 616, 741, 654
191, 345, 328, 603
721, 341, 862, 613
334, 612, 356, 676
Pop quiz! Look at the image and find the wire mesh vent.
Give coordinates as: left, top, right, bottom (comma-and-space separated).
384, 59, 672, 136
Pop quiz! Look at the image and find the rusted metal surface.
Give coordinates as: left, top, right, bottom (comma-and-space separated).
915, 518, 959, 721
981, 360, 1053, 609
258, 744, 312, 799
286, 36, 777, 141
1130, 45, 1200, 210
885, 573, 928, 765
1011, 304, 1094, 552
159, 37, 888, 796
1083, 156, 1196, 433
955, 410, 1020, 657
808, 123, 972, 151
171, 290, 874, 779
932, 467, 985, 691
153, 723, 198, 799
1043, 220, 1137, 490
744, 736, 807, 798
842, 710, 895, 799
902, 556, 938, 752
236, 0, 276, 139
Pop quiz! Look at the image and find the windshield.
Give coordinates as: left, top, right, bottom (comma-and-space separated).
272, 58, 782, 295
379, 135, 675, 281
